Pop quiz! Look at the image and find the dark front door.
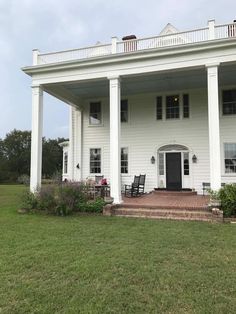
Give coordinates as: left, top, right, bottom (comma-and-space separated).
166, 153, 182, 191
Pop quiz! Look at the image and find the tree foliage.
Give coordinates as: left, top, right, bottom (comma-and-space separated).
0, 129, 67, 183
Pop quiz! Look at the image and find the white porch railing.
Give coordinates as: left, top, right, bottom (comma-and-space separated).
35, 22, 236, 65
37, 43, 112, 65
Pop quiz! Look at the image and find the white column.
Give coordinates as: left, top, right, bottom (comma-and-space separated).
207, 64, 221, 190
32, 49, 39, 65
208, 19, 215, 40
68, 106, 75, 180
30, 86, 43, 192
74, 108, 83, 181
109, 76, 122, 203
111, 37, 118, 54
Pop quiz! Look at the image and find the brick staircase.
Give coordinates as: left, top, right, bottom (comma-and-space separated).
103, 204, 223, 222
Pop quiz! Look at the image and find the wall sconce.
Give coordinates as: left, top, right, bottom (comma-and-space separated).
76, 163, 80, 169
192, 154, 197, 163
151, 156, 155, 164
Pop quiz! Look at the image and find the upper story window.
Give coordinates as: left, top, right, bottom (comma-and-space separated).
183, 94, 190, 118
90, 148, 101, 173
166, 95, 179, 119
222, 90, 236, 115
156, 96, 163, 120
224, 143, 236, 173
89, 102, 101, 125
121, 100, 128, 122
121, 147, 128, 174
64, 152, 68, 174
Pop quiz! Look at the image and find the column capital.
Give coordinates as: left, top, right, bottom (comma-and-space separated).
107, 75, 121, 81
31, 85, 43, 96
205, 62, 220, 69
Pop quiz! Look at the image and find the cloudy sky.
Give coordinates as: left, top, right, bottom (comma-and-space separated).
0, 0, 235, 139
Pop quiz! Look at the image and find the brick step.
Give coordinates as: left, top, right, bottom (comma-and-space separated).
153, 190, 197, 196
115, 203, 209, 212
104, 206, 223, 223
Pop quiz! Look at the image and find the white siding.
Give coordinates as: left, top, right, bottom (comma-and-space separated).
79, 87, 236, 194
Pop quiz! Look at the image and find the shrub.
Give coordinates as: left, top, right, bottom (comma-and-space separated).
37, 186, 57, 213
81, 198, 106, 213
218, 184, 236, 217
20, 182, 106, 216
57, 182, 88, 212
21, 191, 38, 210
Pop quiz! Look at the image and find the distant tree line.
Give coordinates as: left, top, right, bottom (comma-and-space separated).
0, 129, 67, 183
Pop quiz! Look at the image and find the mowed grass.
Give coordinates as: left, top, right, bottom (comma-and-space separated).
0, 185, 236, 313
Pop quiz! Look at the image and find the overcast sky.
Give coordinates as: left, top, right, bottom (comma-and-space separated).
0, 0, 235, 139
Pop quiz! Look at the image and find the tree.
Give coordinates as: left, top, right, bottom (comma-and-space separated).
42, 138, 65, 178
3, 129, 31, 176
0, 129, 67, 183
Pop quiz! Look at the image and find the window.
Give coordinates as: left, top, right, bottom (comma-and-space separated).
183, 94, 189, 118
156, 96, 163, 120
121, 100, 128, 122
166, 95, 179, 119
222, 90, 236, 115
121, 147, 128, 173
159, 153, 164, 175
183, 152, 189, 175
89, 102, 101, 125
64, 152, 68, 174
224, 143, 236, 173
90, 148, 101, 173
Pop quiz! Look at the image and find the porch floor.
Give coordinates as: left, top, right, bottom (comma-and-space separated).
122, 191, 210, 210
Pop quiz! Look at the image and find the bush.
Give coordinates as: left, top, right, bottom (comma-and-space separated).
21, 191, 38, 210
37, 186, 57, 213
56, 182, 87, 214
20, 182, 106, 216
81, 198, 106, 213
218, 184, 236, 217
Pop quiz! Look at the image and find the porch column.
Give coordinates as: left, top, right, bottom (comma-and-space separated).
68, 106, 76, 180
206, 64, 221, 190
109, 76, 122, 203
30, 86, 43, 192
74, 108, 83, 181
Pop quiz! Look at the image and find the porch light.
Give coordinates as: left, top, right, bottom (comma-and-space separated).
151, 156, 155, 164
76, 163, 80, 169
192, 154, 197, 163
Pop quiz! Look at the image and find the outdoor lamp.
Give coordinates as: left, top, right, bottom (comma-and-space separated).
76, 163, 80, 169
192, 154, 197, 163
151, 156, 155, 164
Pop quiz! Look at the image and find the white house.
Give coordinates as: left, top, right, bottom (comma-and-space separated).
22, 19, 236, 204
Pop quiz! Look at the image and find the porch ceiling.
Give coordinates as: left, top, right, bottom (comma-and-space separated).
44, 63, 236, 101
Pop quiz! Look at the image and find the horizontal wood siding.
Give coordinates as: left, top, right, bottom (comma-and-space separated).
80, 87, 236, 194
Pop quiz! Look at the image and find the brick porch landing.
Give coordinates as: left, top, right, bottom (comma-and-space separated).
103, 191, 223, 222
122, 191, 209, 210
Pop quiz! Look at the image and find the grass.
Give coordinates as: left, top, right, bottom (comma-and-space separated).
0, 185, 236, 313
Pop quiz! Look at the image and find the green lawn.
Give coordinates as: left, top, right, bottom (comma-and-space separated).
0, 185, 236, 313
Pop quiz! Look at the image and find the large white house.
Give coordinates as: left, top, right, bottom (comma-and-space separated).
23, 20, 236, 204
